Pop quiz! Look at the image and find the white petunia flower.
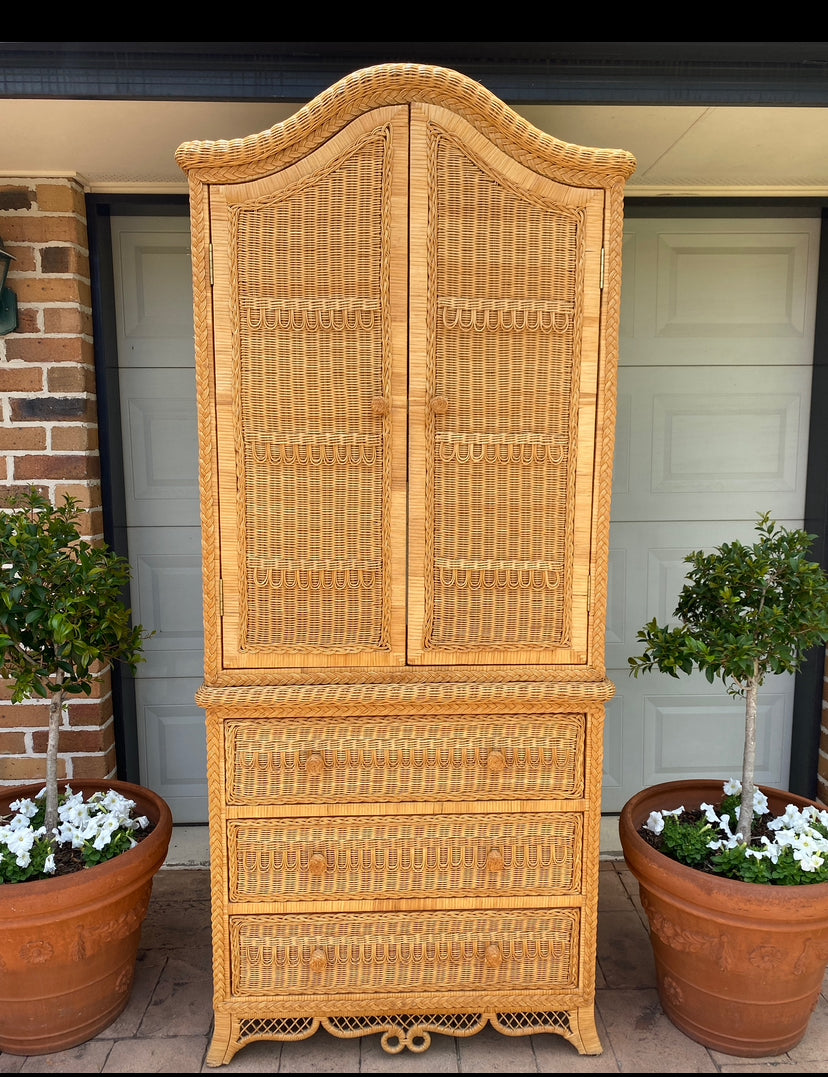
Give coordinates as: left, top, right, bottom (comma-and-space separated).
8, 797, 39, 820
645, 811, 665, 835
794, 849, 825, 872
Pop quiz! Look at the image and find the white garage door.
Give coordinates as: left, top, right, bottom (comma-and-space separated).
604, 215, 819, 811
111, 217, 206, 822
109, 213, 820, 822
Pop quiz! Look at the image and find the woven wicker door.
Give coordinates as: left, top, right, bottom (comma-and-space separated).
194, 97, 623, 680
205, 107, 410, 673
407, 104, 606, 668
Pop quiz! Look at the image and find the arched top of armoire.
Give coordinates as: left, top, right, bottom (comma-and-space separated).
178, 61, 637, 686
175, 62, 637, 189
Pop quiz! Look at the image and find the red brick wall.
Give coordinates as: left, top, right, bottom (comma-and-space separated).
0, 177, 117, 790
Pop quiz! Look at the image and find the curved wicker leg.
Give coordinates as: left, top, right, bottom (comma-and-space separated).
568, 1005, 603, 1055
206, 1015, 238, 1067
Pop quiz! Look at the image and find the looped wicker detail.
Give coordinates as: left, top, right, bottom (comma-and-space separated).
249, 437, 381, 466
236, 930, 570, 976
435, 565, 561, 590
439, 299, 572, 333
232, 737, 579, 780
234, 838, 577, 879
252, 565, 379, 590
244, 305, 379, 332
434, 435, 567, 465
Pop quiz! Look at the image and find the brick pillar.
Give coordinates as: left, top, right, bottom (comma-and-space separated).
0, 177, 117, 789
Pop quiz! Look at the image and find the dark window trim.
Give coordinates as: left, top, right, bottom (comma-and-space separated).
87, 194, 190, 783
793, 206, 828, 797
6, 42, 828, 105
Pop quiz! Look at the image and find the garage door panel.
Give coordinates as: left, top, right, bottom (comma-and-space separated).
655, 232, 812, 338
112, 220, 194, 369
601, 694, 626, 812
128, 525, 204, 680
113, 215, 206, 823
607, 520, 794, 671
620, 219, 819, 365
119, 368, 200, 528
641, 678, 790, 789
134, 676, 207, 824
602, 672, 791, 814
612, 365, 810, 522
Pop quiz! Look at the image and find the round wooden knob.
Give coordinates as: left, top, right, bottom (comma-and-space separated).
306, 753, 325, 776
484, 942, 503, 968
430, 396, 449, 415
308, 852, 327, 877
486, 847, 504, 873
372, 396, 390, 416
486, 749, 505, 773
309, 947, 328, 973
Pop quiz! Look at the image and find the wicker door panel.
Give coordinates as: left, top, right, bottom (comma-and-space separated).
407, 105, 606, 669
227, 810, 583, 903
207, 106, 409, 671
198, 96, 613, 679
229, 908, 581, 998
225, 714, 585, 805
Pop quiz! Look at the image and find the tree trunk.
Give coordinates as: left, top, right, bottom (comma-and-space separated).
44, 683, 63, 841
738, 671, 760, 842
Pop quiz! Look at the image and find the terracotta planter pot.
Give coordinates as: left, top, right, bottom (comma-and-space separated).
619, 779, 828, 1057
0, 779, 173, 1055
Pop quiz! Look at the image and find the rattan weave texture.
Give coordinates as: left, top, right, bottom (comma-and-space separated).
178, 62, 633, 1066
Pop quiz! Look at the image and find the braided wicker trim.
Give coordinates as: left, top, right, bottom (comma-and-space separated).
196, 677, 615, 709
176, 63, 636, 188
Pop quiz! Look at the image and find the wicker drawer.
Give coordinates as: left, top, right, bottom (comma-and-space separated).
229, 908, 580, 998
225, 714, 585, 805
227, 810, 583, 903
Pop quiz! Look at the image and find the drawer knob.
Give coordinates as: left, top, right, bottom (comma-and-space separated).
484, 942, 503, 968
486, 749, 505, 773
486, 847, 504, 873
309, 947, 328, 973
372, 396, 390, 416
306, 753, 325, 776
430, 395, 449, 415
308, 852, 327, 877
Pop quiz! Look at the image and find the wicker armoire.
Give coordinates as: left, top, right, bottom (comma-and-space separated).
176, 64, 635, 1066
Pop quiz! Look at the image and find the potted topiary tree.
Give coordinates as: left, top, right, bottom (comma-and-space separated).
620, 512, 828, 1058
0, 486, 173, 1056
